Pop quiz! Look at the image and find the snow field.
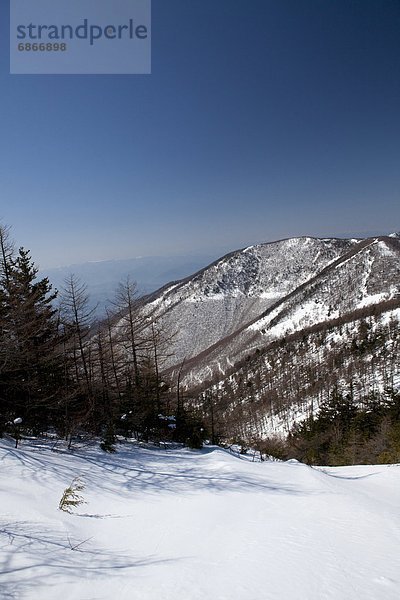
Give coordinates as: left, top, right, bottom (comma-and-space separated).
1, 439, 399, 600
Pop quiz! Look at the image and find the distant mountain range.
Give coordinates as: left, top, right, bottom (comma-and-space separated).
41, 253, 218, 313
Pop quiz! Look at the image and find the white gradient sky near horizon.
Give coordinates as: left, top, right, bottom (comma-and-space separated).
0, 0, 399, 268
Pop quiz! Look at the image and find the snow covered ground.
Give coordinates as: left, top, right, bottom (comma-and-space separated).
1, 438, 399, 600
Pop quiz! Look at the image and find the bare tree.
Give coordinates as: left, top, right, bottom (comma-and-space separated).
0, 223, 15, 290
59, 274, 97, 441
111, 277, 151, 388
60, 274, 95, 393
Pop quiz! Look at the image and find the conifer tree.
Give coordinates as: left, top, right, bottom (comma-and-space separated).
0, 245, 63, 432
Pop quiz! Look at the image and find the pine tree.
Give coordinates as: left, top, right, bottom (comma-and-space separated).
0, 246, 63, 432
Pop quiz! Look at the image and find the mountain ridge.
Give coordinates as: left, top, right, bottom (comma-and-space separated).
134, 235, 397, 380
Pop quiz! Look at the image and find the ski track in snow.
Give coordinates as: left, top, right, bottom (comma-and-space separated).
0, 438, 399, 600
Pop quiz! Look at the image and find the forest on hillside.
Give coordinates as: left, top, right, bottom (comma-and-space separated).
195, 303, 400, 464
0, 224, 203, 451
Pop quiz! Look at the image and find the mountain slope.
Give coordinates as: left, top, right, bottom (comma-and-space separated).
194, 301, 400, 443
142, 236, 357, 370
132, 236, 399, 389
177, 236, 400, 385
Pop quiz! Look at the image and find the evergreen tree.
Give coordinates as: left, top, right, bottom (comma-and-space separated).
0, 247, 63, 432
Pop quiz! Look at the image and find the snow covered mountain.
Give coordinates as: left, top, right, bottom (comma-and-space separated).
138, 235, 399, 384
178, 236, 400, 385
102, 234, 399, 441
142, 236, 357, 366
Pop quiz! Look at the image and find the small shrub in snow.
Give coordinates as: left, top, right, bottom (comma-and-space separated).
59, 477, 85, 513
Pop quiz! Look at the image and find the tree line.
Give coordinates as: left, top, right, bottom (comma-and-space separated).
0, 224, 204, 449
285, 387, 400, 465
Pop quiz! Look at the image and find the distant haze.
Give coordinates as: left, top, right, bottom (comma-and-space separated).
42, 252, 218, 314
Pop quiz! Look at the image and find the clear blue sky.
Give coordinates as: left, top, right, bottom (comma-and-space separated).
1, 0, 399, 268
